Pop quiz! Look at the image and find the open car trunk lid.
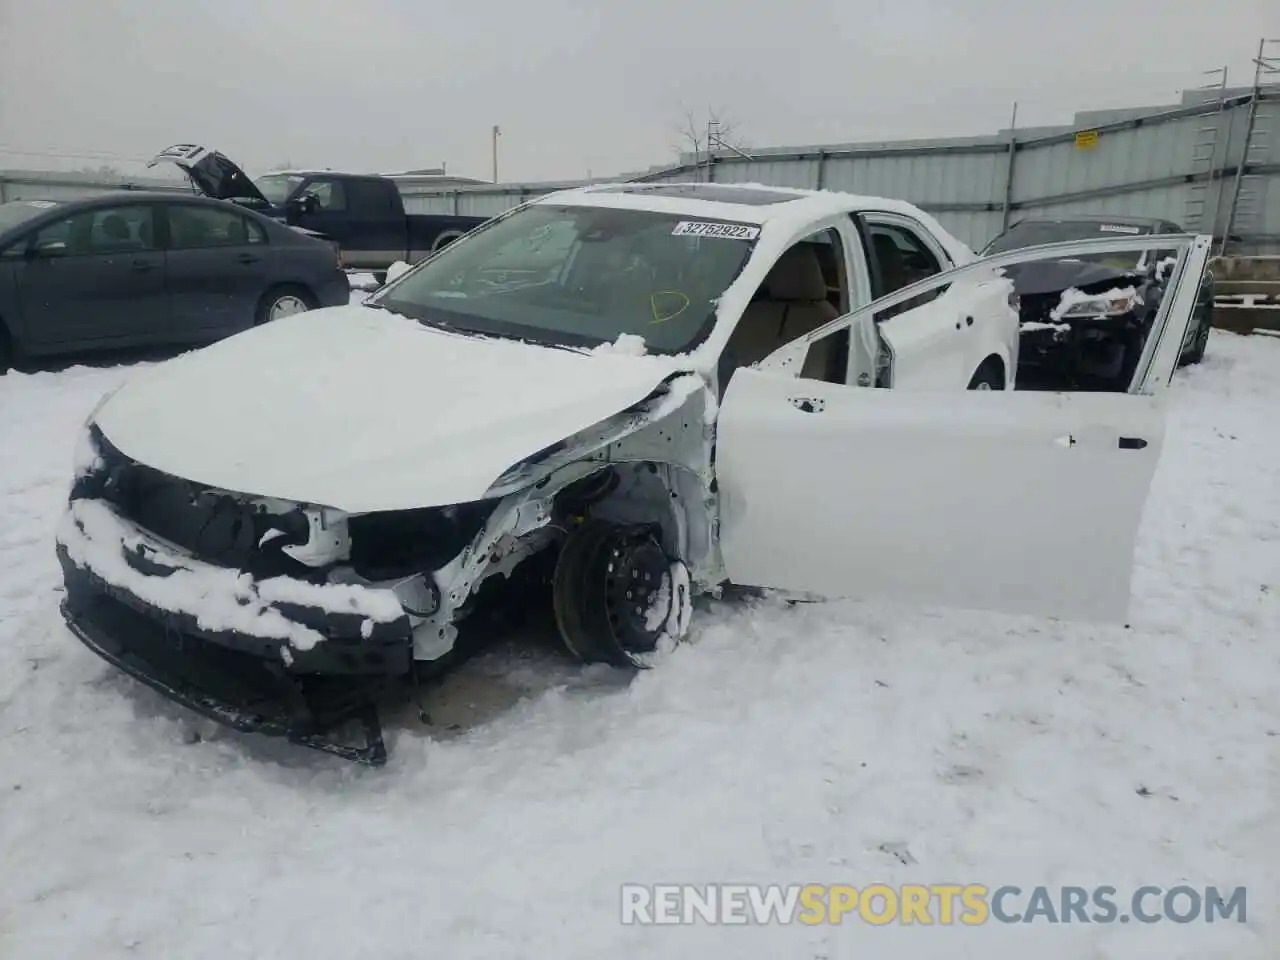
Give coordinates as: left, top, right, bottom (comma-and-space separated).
148, 144, 270, 207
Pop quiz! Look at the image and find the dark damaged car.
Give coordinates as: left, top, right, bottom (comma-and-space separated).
983, 216, 1214, 387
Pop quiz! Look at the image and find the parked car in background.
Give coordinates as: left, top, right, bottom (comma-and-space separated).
982, 215, 1214, 388
0, 193, 349, 373
149, 144, 489, 275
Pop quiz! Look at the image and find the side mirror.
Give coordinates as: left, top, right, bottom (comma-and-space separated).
288, 193, 320, 216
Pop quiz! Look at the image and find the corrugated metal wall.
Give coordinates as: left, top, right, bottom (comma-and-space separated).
401, 90, 1280, 254
0, 171, 189, 203
6, 89, 1273, 253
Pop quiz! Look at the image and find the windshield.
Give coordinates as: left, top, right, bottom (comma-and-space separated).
983, 219, 1153, 269
373, 204, 757, 354
0, 200, 59, 233
255, 174, 304, 205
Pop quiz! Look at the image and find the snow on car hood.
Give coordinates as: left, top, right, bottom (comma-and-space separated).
92, 305, 685, 513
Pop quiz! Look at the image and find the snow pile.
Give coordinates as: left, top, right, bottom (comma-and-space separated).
1, 337, 1279, 957
591, 332, 648, 356
385, 260, 413, 284
1020, 321, 1072, 335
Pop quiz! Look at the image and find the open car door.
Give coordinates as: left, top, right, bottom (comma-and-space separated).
148, 144, 270, 207
715, 233, 1212, 622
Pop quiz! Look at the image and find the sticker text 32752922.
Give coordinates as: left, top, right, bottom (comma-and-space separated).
671, 220, 761, 240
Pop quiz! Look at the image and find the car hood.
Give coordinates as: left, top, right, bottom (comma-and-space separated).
93, 305, 688, 513
147, 143, 271, 207
1003, 259, 1142, 296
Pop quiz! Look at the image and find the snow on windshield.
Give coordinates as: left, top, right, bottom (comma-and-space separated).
375, 204, 757, 354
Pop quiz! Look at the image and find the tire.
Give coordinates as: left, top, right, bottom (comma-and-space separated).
0, 323, 11, 375
255, 285, 316, 326
1182, 314, 1211, 366
551, 519, 688, 669
966, 358, 1004, 390
432, 232, 463, 254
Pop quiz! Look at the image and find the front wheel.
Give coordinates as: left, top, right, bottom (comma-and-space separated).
552, 519, 691, 668
1182, 314, 1211, 365
255, 286, 315, 326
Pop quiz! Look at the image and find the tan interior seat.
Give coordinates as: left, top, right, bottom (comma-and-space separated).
725, 244, 840, 381
872, 233, 910, 293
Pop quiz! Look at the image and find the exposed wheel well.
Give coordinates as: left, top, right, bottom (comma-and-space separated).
550, 464, 683, 556
431, 231, 465, 253
971, 353, 1006, 388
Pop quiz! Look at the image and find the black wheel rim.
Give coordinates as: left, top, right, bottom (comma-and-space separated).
601, 533, 673, 656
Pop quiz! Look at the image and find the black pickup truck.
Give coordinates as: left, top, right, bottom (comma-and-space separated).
149, 144, 488, 274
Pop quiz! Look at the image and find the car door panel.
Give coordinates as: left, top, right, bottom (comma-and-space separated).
14, 204, 167, 348
717, 378, 1166, 619
724, 233, 1211, 622
165, 203, 272, 336
291, 177, 358, 255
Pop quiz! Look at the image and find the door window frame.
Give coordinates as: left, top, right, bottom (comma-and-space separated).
300, 177, 348, 212
757, 232, 1212, 397
163, 203, 260, 251
21, 203, 160, 258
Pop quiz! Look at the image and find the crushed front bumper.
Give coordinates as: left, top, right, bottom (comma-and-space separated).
57, 498, 415, 765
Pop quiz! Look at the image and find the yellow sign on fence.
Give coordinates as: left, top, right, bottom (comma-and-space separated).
1075, 129, 1100, 149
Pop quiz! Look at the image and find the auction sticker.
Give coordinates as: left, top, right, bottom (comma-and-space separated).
1098, 224, 1142, 234
672, 220, 760, 240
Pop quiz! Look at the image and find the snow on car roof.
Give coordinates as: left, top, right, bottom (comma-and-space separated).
531, 181, 975, 268
535, 180, 953, 231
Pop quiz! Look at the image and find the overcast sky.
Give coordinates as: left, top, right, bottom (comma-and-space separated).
0, 0, 1275, 183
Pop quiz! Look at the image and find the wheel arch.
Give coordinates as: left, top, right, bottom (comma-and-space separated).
431, 230, 466, 254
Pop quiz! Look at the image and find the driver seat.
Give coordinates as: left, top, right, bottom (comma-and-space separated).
726, 244, 840, 380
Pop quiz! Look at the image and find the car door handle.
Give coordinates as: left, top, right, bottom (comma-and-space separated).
237, 254, 261, 264
132, 259, 157, 272
1118, 437, 1148, 450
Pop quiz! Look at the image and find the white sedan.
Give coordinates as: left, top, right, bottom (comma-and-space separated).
54, 181, 1211, 763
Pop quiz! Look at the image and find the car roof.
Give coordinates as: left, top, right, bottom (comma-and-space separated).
1009, 214, 1175, 229
530, 180, 928, 226
2, 191, 237, 209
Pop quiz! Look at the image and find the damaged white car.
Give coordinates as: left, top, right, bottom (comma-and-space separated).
55, 182, 1212, 764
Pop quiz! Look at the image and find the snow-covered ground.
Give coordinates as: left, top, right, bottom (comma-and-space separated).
1, 332, 1277, 958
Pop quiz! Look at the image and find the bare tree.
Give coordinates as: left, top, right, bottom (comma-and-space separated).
671, 107, 748, 173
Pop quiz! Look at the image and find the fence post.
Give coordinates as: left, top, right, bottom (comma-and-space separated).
815, 150, 827, 190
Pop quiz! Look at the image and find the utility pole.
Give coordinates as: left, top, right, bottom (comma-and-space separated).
999, 101, 1019, 231
491, 125, 501, 183
1221, 37, 1279, 255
